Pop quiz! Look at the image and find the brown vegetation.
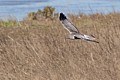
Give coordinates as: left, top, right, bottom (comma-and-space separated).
0, 13, 120, 80
26, 6, 56, 20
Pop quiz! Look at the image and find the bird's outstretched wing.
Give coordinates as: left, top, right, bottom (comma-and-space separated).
59, 13, 79, 34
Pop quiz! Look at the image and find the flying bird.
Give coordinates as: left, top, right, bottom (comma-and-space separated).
59, 13, 99, 43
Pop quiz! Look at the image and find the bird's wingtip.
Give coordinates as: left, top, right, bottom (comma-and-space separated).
59, 13, 67, 21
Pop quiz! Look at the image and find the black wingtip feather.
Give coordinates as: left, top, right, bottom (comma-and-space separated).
59, 13, 67, 21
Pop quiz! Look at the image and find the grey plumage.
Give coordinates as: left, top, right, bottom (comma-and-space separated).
59, 13, 99, 43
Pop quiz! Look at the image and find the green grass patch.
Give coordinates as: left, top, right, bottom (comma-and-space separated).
0, 20, 19, 27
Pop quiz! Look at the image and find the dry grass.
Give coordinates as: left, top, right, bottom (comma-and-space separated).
0, 13, 120, 80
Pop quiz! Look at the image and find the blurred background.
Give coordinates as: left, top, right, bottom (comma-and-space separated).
0, 0, 120, 20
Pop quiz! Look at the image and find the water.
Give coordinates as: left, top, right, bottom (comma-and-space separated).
0, 0, 120, 20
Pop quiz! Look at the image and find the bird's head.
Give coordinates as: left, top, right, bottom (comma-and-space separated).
65, 35, 74, 40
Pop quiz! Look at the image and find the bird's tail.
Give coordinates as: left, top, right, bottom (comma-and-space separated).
89, 40, 99, 43
84, 35, 95, 40
84, 35, 99, 43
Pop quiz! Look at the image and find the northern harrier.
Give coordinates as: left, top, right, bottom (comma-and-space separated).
59, 13, 99, 43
